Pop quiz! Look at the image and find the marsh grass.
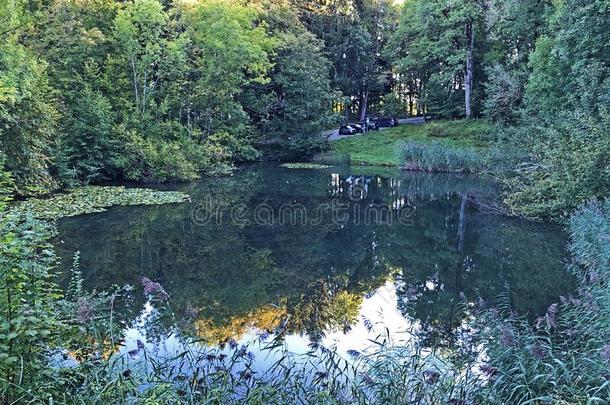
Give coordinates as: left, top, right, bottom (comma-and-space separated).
399, 141, 488, 173
59, 287, 483, 404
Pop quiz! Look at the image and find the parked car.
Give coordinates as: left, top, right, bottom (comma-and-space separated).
374, 117, 397, 128
338, 125, 357, 135
358, 120, 378, 131
352, 123, 365, 133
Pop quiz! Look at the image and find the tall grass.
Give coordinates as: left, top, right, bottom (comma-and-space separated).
66, 328, 483, 404
399, 141, 488, 173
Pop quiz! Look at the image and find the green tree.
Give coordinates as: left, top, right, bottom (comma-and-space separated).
186, 0, 274, 160
268, 29, 339, 155
525, 0, 610, 116
503, 0, 610, 218
0, 2, 59, 195
387, 0, 485, 118
114, 0, 179, 129
58, 87, 117, 184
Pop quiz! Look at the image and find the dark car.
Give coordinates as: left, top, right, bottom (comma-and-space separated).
338, 125, 357, 135
351, 124, 365, 133
374, 117, 398, 128
358, 120, 378, 131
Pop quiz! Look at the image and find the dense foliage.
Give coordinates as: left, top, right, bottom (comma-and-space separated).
0, 0, 340, 191
3, 0, 607, 216
0, 0, 408, 193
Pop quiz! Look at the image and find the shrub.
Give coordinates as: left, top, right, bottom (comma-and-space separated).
111, 128, 235, 182
483, 64, 526, 123
58, 87, 117, 185
503, 110, 610, 219
399, 141, 487, 173
0, 213, 64, 401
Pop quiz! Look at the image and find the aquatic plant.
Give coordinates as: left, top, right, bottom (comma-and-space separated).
280, 163, 333, 169
10, 186, 190, 219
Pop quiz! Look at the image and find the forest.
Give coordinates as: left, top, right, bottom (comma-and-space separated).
1, 0, 610, 403
2, 0, 609, 217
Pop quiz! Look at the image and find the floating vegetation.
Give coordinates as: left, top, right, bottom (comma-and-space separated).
280, 163, 332, 169
11, 186, 190, 220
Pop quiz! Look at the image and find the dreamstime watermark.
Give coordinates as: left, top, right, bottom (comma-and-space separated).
190, 184, 422, 227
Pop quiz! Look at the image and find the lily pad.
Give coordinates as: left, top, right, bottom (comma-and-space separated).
279, 163, 332, 169
11, 186, 190, 220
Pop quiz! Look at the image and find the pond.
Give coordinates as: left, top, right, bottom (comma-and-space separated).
55, 163, 574, 364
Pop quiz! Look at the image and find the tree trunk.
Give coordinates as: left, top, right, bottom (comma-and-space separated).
465, 20, 474, 118
344, 102, 350, 123
359, 90, 369, 122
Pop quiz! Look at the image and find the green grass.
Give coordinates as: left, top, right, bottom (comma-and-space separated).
330, 120, 492, 166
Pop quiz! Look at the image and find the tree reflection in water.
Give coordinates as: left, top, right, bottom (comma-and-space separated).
55, 164, 574, 350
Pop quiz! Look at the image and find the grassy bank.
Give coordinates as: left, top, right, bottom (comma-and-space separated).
329, 120, 492, 166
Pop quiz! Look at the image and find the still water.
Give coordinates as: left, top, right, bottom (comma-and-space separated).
55, 164, 574, 359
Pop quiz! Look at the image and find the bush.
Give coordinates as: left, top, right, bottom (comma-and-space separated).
111, 128, 237, 182
0, 213, 64, 401
399, 141, 487, 173
58, 87, 117, 185
483, 64, 526, 123
503, 110, 610, 219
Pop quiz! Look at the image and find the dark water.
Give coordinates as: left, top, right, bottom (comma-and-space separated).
55, 164, 574, 355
